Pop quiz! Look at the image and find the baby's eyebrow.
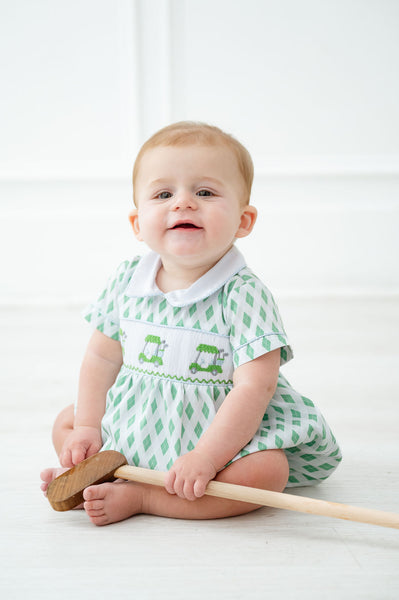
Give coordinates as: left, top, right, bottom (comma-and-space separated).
149, 178, 170, 187
148, 176, 224, 188
199, 177, 224, 186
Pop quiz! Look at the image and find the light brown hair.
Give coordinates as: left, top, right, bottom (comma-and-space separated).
132, 121, 254, 206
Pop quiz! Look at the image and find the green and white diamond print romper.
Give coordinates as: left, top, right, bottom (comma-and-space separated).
84, 246, 342, 487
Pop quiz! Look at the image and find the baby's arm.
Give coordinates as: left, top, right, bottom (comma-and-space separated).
60, 329, 123, 468
165, 348, 281, 500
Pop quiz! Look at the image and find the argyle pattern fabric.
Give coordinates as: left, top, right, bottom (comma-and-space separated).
83, 253, 342, 487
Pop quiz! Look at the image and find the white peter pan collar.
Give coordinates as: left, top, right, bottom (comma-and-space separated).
125, 245, 247, 307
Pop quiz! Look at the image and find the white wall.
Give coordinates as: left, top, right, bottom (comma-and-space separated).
1, 0, 398, 305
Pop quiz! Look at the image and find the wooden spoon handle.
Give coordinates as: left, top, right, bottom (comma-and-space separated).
115, 465, 399, 529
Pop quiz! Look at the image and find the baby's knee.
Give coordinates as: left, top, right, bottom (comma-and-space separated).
245, 449, 289, 493
220, 449, 289, 493
264, 449, 289, 491
53, 404, 74, 431
52, 404, 74, 454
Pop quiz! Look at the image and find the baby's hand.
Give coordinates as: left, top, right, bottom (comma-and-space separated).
165, 450, 217, 501
59, 426, 102, 468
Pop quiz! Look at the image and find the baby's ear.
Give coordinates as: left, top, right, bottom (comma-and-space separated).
235, 205, 257, 238
128, 210, 143, 241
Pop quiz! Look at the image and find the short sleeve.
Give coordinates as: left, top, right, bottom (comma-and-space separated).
83, 257, 140, 340
223, 270, 293, 368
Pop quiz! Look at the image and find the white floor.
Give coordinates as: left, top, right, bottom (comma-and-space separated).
1, 298, 399, 600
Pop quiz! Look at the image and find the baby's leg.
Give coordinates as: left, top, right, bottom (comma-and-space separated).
40, 404, 74, 494
52, 403, 74, 456
83, 449, 289, 526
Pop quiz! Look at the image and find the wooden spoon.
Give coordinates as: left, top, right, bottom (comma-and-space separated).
47, 450, 399, 529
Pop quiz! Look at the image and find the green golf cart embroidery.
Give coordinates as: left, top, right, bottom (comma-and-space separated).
189, 344, 228, 376
139, 334, 168, 367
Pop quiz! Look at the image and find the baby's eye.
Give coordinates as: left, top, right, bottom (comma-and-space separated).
156, 191, 172, 200
197, 189, 213, 197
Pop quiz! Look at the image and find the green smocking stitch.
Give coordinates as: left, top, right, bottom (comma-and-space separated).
123, 363, 233, 386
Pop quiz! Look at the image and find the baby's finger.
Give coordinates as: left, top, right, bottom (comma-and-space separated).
71, 445, 87, 465
87, 441, 101, 458
172, 476, 186, 499
193, 478, 207, 499
60, 449, 73, 468
164, 470, 176, 495
183, 480, 197, 502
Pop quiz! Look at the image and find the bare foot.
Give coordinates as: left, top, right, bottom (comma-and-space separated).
41, 466, 87, 510
40, 467, 69, 494
83, 481, 144, 526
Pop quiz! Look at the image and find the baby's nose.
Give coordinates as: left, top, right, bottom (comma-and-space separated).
172, 191, 198, 210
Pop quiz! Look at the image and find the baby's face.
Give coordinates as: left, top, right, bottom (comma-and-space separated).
132, 144, 255, 271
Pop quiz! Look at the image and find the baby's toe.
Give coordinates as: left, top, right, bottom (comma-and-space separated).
40, 467, 68, 494
40, 467, 56, 483
88, 513, 109, 527
83, 485, 103, 502
83, 499, 104, 512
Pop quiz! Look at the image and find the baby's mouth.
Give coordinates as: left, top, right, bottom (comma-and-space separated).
170, 222, 202, 230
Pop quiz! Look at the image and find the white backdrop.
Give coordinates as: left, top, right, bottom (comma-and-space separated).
1, 0, 398, 305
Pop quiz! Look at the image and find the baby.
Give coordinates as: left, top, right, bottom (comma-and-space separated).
41, 121, 341, 525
